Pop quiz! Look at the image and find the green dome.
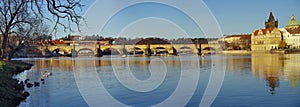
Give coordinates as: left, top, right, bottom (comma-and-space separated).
286, 15, 299, 27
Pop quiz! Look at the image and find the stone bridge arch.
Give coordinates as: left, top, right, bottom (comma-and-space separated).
172, 44, 198, 54
51, 48, 70, 55
77, 48, 95, 56
103, 48, 121, 55
153, 47, 169, 55
178, 46, 194, 54
202, 47, 216, 51
202, 46, 217, 54
128, 47, 144, 55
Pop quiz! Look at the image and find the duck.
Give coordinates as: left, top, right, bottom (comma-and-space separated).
42, 72, 53, 77
34, 82, 40, 87
24, 79, 30, 83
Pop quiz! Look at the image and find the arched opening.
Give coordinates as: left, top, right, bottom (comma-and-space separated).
52, 48, 68, 56
78, 48, 94, 56
129, 47, 144, 55
202, 47, 216, 51
178, 46, 193, 54
154, 47, 168, 55
103, 48, 120, 55
202, 47, 216, 54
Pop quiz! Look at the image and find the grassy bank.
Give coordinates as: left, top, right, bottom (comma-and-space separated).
0, 61, 33, 106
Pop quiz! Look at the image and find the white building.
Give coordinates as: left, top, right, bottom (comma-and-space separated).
284, 15, 300, 49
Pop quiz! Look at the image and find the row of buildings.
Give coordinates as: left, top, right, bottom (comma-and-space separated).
220, 12, 300, 51
251, 12, 300, 51
48, 11, 299, 52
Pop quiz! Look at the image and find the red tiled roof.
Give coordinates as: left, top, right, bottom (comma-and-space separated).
287, 26, 300, 34
239, 35, 251, 40
253, 28, 274, 35
52, 40, 65, 44
225, 34, 250, 37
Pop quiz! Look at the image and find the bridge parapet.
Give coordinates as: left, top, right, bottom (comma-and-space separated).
38, 42, 221, 56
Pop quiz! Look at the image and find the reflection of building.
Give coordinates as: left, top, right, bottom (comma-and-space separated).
251, 53, 284, 95
251, 53, 300, 94
282, 55, 300, 88
251, 12, 282, 51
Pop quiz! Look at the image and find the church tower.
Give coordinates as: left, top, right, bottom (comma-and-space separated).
265, 11, 278, 29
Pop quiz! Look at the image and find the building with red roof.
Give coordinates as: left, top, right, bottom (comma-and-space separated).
251, 12, 283, 51
220, 34, 251, 50
284, 15, 300, 48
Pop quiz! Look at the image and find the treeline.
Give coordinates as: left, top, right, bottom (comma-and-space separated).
58, 35, 216, 45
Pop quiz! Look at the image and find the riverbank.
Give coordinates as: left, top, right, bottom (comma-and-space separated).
219, 50, 251, 54
0, 61, 33, 106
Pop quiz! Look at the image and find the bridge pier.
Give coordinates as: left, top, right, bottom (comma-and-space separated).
170, 47, 178, 56
197, 44, 202, 55
43, 47, 52, 57
120, 48, 128, 56
153, 50, 157, 56
71, 49, 78, 57
145, 43, 151, 56
120, 44, 128, 56
96, 48, 103, 57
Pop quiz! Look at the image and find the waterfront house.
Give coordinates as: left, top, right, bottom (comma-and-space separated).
284, 15, 300, 49
251, 12, 283, 51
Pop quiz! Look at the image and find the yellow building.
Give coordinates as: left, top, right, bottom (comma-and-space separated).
251, 28, 282, 51
251, 12, 283, 51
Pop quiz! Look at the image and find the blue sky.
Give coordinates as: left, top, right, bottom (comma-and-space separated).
55, 0, 300, 39
204, 0, 300, 35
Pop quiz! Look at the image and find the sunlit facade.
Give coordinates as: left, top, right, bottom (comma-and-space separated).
285, 15, 300, 48
251, 12, 282, 51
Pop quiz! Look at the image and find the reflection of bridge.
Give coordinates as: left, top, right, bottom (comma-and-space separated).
38, 41, 221, 56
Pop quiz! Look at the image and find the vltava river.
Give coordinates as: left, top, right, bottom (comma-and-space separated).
16, 53, 300, 107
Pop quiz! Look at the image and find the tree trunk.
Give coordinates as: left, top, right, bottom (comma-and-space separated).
7, 44, 24, 60
1, 32, 9, 60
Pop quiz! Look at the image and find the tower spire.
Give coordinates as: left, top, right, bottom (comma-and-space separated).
265, 11, 278, 29
291, 14, 295, 20
268, 11, 275, 21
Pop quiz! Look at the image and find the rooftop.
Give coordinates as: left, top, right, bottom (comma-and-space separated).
286, 15, 299, 27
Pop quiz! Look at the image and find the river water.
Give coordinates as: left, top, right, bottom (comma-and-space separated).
15, 53, 300, 107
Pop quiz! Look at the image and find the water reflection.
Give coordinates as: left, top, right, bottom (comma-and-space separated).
15, 54, 300, 106
251, 53, 284, 95
225, 53, 300, 95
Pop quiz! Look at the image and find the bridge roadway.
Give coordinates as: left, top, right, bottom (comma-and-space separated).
39, 41, 221, 56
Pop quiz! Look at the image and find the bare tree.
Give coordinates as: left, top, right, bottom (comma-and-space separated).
0, 0, 83, 60
7, 17, 49, 59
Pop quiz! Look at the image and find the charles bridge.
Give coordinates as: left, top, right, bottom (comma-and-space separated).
38, 41, 221, 56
